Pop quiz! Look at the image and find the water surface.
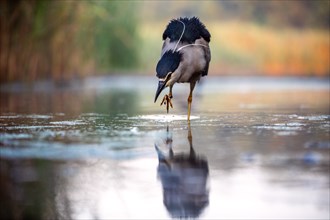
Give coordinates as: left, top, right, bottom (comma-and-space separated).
1, 76, 329, 219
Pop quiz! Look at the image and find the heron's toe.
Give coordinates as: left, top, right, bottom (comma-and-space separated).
160, 94, 173, 113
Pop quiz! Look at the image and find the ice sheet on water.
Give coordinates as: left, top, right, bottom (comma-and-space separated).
297, 115, 330, 121
0, 138, 154, 160
130, 114, 199, 122
275, 131, 298, 136
253, 124, 303, 131
252, 121, 307, 135
111, 127, 143, 137
4, 125, 63, 130
0, 114, 53, 119
280, 114, 330, 121
80, 113, 110, 117
50, 120, 87, 126
280, 122, 306, 126
0, 133, 32, 139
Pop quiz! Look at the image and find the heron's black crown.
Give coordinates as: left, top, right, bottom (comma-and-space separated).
156, 50, 182, 79
162, 17, 211, 44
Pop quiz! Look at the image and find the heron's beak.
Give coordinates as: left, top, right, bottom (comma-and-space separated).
154, 81, 166, 103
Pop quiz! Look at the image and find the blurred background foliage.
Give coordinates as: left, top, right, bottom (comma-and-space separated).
0, 0, 329, 83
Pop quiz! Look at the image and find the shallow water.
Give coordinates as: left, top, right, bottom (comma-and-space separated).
0, 76, 329, 219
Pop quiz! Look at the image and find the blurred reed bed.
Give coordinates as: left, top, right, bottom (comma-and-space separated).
1, 0, 329, 84
210, 22, 329, 76
139, 21, 329, 76
1, 1, 83, 82
0, 0, 139, 83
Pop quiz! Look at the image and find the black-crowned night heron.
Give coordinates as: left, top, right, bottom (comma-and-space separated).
154, 17, 211, 121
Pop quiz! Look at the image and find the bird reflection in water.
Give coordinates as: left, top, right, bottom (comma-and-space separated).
155, 124, 209, 219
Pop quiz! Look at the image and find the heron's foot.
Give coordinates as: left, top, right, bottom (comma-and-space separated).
160, 94, 173, 113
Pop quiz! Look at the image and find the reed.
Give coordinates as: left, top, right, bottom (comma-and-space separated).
0, 0, 139, 83
1, 1, 329, 84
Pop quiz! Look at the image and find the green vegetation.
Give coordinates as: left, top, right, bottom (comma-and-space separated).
86, 1, 139, 71
0, 0, 329, 83
0, 0, 139, 82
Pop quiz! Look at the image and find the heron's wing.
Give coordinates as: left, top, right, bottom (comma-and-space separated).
201, 47, 211, 76
195, 38, 211, 76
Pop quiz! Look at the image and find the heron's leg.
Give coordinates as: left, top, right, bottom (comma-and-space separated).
187, 82, 196, 121
167, 85, 173, 112
169, 85, 173, 99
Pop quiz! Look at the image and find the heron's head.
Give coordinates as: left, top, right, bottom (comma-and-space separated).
154, 50, 182, 103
